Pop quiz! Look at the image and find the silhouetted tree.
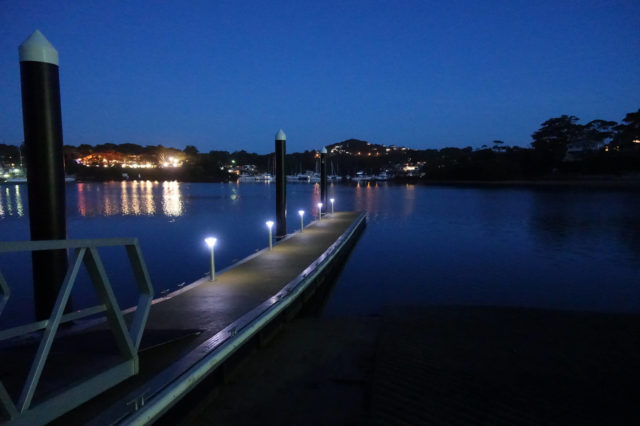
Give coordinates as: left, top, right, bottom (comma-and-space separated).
118, 143, 145, 155
531, 115, 584, 164
584, 119, 617, 142
611, 108, 640, 151
492, 140, 506, 152
183, 145, 199, 156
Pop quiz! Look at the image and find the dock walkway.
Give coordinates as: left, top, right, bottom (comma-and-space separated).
3, 211, 366, 425
144, 210, 363, 341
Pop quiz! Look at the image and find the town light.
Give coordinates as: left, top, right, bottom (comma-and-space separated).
266, 220, 274, 250
204, 237, 217, 281
317, 202, 323, 220
298, 210, 305, 232
330, 198, 335, 214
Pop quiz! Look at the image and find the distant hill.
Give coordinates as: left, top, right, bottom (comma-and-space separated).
326, 139, 408, 156
326, 139, 373, 151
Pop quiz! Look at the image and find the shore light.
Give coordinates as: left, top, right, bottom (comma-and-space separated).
317, 202, 323, 220
298, 210, 305, 232
330, 198, 335, 214
204, 237, 217, 281
266, 220, 274, 250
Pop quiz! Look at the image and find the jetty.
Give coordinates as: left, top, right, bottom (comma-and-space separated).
3, 30, 365, 425
0, 211, 366, 425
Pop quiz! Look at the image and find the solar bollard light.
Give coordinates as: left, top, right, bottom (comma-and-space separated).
205, 237, 217, 281
317, 202, 323, 220
266, 220, 274, 250
298, 210, 305, 232
330, 198, 335, 214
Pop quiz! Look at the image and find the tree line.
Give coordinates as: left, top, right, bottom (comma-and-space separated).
421, 108, 639, 180
1, 107, 638, 181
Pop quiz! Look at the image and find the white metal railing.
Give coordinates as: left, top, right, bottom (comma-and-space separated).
0, 238, 154, 425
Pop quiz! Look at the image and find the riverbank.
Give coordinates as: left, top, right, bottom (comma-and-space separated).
163, 306, 640, 425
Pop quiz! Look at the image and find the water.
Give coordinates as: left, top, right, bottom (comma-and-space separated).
1, 181, 639, 326
325, 184, 640, 315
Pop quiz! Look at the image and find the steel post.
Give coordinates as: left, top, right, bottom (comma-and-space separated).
275, 130, 286, 239
320, 147, 328, 207
19, 31, 69, 320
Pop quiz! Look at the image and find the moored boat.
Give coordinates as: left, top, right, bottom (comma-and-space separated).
254, 173, 273, 182
351, 171, 373, 182
374, 171, 390, 181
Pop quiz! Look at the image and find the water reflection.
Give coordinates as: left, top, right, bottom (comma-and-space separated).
104, 186, 117, 216
230, 185, 239, 202
144, 180, 156, 214
402, 184, 416, 218
3, 182, 640, 318
311, 183, 321, 217
5, 187, 13, 216
0, 185, 25, 218
121, 180, 130, 215
162, 181, 183, 216
15, 186, 23, 217
528, 189, 640, 264
75, 181, 183, 217
353, 181, 404, 219
529, 191, 614, 247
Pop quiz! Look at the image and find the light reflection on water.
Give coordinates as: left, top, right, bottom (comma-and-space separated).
403, 184, 416, 218
75, 181, 183, 217
1, 182, 640, 325
0, 185, 25, 218
311, 183, 321, 217
4, 181, 324, 220
15, 186, 23, 217
162, 181, 183, 217
353, 181, 416, 220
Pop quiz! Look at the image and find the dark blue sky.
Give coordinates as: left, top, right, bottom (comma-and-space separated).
1, 0, 639, 154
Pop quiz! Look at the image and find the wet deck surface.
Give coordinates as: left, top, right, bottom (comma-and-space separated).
141, 211, 363, 344
1, 211, 364, 423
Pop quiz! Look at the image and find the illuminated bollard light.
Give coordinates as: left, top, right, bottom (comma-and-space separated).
205, 237, 217, 281
330, 198, 335, 215
266, 220, 274, 250
298, 210, 305, 232
317, 202, 323, 220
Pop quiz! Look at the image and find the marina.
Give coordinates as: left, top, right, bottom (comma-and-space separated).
1, 7, 639, 423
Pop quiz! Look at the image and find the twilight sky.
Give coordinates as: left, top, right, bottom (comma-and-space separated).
1, 0, 639, 154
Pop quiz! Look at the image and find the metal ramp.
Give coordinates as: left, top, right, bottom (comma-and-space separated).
0, 238, 153, 425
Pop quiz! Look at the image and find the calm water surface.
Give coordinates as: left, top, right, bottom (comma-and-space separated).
1, 181, 639, 325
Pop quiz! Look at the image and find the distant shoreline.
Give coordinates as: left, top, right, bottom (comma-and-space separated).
4, 175, 640, 189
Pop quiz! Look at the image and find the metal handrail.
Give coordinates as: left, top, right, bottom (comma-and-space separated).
0, 237, 139, 252
0, 238, 154, 425
0, 304, 107, 341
